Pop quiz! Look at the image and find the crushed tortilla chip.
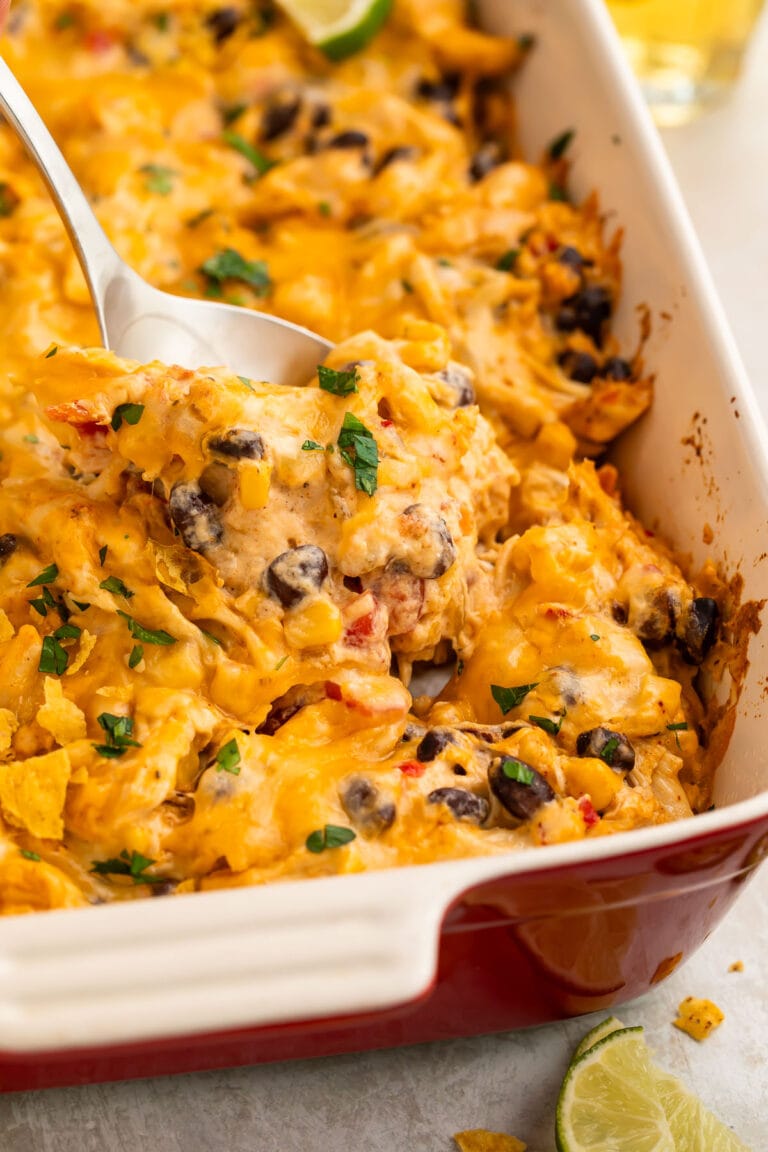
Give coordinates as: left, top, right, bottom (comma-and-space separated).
147, 540, 195, 593
454, 1132, 526, 1152
728, 961, 744, 973
673, 996, 725, 1041
36, 677, 87, 745
0, 748, 72, 838
0, 708, 18, 757
66, 628, 97, 675
0, 609, 14, 643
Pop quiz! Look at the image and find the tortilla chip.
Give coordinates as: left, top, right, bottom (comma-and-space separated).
454, 1131, 526, 1152
66, 628, 97, 675
0, 609, 14, 643
36, 677, 87, 744
673, 996, 724, 1041
0, 709, 18, 757
0, 748, 71, 838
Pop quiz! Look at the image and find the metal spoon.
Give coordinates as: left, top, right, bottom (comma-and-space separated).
0, 57, 332, 385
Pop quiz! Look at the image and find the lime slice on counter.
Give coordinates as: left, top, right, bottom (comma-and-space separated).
654, 1070, 752, 1152
277, 0, 393, 60
556, 1027, 675, 1152
572, 1014, 625, 1061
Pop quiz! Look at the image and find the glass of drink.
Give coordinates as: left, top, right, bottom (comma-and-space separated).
606, 0, 765, 125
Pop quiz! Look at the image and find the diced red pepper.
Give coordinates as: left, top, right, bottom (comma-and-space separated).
77, 421, 107, 438
578, 796, 600, 828
380, 419, 394, 428
399, 760, 425, 777
324, 681, 343, 702
344, 611, 375, 647
85, 29, 114, 54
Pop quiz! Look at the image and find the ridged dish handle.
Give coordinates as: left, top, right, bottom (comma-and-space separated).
0, 867, 464, 1053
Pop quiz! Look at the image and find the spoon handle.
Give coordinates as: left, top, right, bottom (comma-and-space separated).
0, 55, 124, 343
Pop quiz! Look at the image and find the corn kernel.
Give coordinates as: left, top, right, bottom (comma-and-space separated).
239, 460, 272, 510
396, 319, 451, 372
283, 597, 342, 648
564, 756, 623, 811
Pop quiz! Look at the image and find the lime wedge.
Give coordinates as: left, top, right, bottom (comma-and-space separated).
655, 1070, 752, 1152
572, 1015, 625, 1061
276, 0, 393, 60
556, 1027, 675, 1152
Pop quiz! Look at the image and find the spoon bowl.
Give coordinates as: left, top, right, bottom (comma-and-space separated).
0, 57, 332, 386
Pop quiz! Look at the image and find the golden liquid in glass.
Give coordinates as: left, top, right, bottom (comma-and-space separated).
607, 0, 765, 124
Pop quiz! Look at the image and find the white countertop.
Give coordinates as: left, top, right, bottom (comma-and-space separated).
2, 17, 768, 1151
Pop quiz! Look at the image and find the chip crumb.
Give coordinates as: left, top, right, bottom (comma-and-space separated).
673, 996, 725, 1041
728, 960, 744, 973
454, 1131, 526, 1152
36, 677, 87, 744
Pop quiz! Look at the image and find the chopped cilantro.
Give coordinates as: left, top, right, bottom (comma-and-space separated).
139, 164, 175, 196
21, 849, 41, 861
318, 200, 332, 216
318, 364, 358, 396
117, 610, 176, 646
216, 738, 241, 775
111, 402, 144, 431
44, 345, 58, 358
186, 207, 214, 229
28, 563, 59, 588
200, 248, 271, 295
599, 735, 620, 764
23, 433, 39, 444
496, 248, 519, 272
305, 824, 356, 853
517, 32, 535, 51
152, 11, 169, 31
201, 629, 223, 646
667, 722, 689, 731
29, 598, 48, 617
98, 545, 108, 566
548, 128, 575, 161
437, 257, 452, 267
456, 658, 464, 677
548, 181, 569, 202
53, 622, 81, 641
73, 600, 91, 612
91, 850, 160, 885
590, 633, 600, 642
301, 440, 324, 451
490, 682, 539, 714
93, 712, 141, 758
337, 412, 379, 496
401, 279, 414, 294
237, 374, 255, 390
501, 757, 535, 785
99, 575, 134, 599
529, 713, 564, 736
221, 102, 247, 126
222, 130, 275, 176
274, 654, 288, 671
39, 635, 69, 676
128, 644, 144, 669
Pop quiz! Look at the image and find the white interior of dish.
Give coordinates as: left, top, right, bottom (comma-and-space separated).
480, 0, 768, 809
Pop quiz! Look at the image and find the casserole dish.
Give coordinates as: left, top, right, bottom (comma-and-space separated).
1, 0, 767, 1091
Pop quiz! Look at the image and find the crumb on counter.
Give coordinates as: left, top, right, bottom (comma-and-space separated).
728, 960, 744, 973
454, 1132, 526, 1152
673, 996, 725, 1041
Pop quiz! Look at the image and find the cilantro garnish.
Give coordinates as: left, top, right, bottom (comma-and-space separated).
529, 713, 564, 736
21, 849, 41, 861
548, 128, 575, 161
305, 824, 356, 853
27, 563, 59, 588
99, 575, 134, 599
23, 433, 39, 444
548, 182, 568, 202
93, 712, 142, 759
222, 130, 275, 176
139, 164, 175, 196
590, 633, 600, 642
73, 600, 91, 612
456, 658, 464, 677
39, 635, 69, 676
216, 738, 241, 775
318, 200, 332, 217
128, 644, 144, 669
237, 375, 255, 390
111, 403, 144, 431
91, 850, 160, 885
98, 545, 108, 566
490, 682, 539, 714
44, 345, 58, 358
53, 622, 81, 641
598, 735, 620, 765
200, 629, 223, 646
200, 248, 271, 296
337, 412, 379, 496
318, 365, 359, 396
496, 248, 519, 271
117, 610, 176, 646
222, 102, 247, 126
301, 440, 324, 451
667, 722, 689, 731
501, 757, 535, 785
274, 654, 288, 671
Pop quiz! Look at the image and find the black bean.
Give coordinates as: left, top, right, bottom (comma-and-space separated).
398, 505, 456, 579
150, 880, 179, 898
576, 727, 635, 771
256, 683, 326, 735
0, 533, 17, 562
374, 145, 419, 176
327, 130, 369, 149
602, 356, 633, 381
558, 245, 585, 270
558, 349, 598, 384
453, 764, 467, 776
341, 776, 396, 834
555, 285, 613, 347
265, 544, 329, 608
612, 601, 628, 625
415, 73, 460, 102
488, 756, 554, 820
436, 365, 476, 407
416, 728, 457, 762
198, 462, 236, 507
169, 483, 224, 553
633, 587, 677, 648
402, 722, 427, 742
206, 7, 240, 43
427, 787, 489, 824
208, 429, 265, 460
677, 597, 719, 665
311, 103, 331, 129
260, 96, 301, 142
469, 142, 501, 183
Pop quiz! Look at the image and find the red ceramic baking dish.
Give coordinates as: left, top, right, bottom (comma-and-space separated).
1, 0, 767, 1092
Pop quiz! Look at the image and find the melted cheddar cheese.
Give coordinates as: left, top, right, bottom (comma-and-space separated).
0, 0, 730, 914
